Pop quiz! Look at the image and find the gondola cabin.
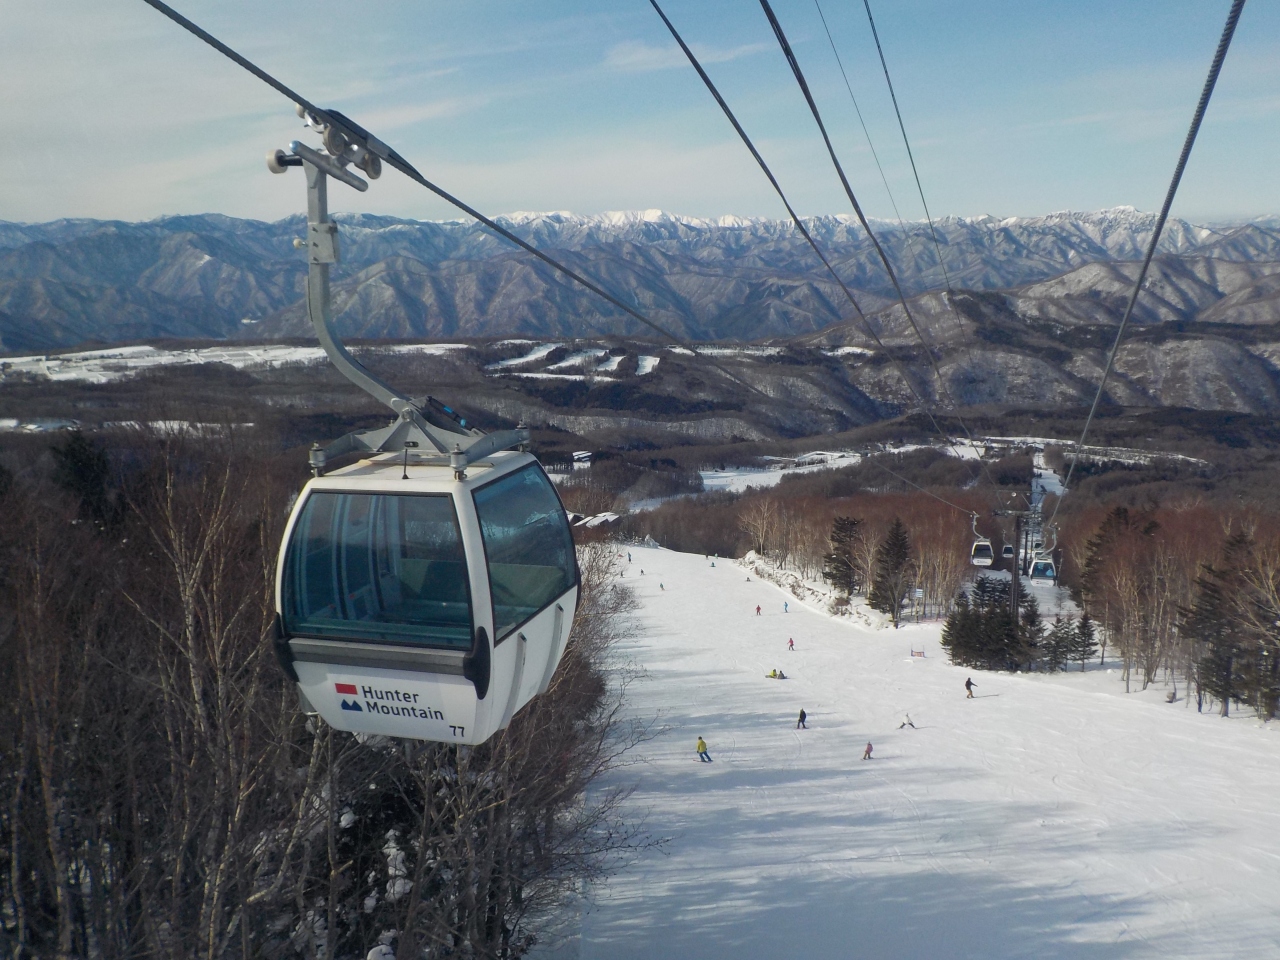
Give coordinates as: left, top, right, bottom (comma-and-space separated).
1001, 544, 1015, 559
970, 539, 995, 567
1028, 557, 1057, 584
274, 450, 578, 745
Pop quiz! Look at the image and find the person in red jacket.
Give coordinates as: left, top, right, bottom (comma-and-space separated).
862, 741, 873, 760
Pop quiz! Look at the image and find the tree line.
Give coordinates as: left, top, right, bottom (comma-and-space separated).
934, 501, 1280, 720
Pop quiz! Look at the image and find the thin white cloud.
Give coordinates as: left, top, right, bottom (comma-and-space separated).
603, 39, 766, 74
355, 95, 489, 133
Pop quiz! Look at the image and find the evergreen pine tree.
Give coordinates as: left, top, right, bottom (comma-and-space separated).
51, 430, 113, 526
942, 591, 976, 665
1018, 594, 1044, 671
1072, 614, 1098, 670
822, 516, 863, 596
1184, 533, 1253, 716
1044, 616, 1073, 673
868, 518, 913, 628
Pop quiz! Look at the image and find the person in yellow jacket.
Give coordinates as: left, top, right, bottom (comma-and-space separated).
696, 736, 711, 762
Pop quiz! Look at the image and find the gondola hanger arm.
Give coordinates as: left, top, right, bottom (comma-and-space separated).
272, 136, 522, 475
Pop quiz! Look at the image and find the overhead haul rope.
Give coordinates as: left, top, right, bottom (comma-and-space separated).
137, 0, 769, 400
810, 0, 923, 270
859, 0, 980, 375
646, 0, 961, 449
756, 0, 957, 409
1046, 0, 1246, 532
755, 0, 1011, 502
864, 455, 977, 516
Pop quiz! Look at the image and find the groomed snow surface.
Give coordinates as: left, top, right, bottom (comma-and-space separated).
570, 546, 1280, 960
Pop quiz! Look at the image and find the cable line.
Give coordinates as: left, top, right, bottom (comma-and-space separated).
862, 456, 977, 516
756, 0, 1011, 499
810, 0, 921, 268
757, 0, 960, 408
137, 0, 767, 399
859, 0, 979, 374
646, 0, 957, 447
1047, 0, 1246, 531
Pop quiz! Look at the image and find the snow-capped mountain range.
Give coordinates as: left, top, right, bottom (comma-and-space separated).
2, 206, 1279, 353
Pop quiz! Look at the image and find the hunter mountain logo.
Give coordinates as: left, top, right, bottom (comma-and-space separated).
335, 682, 363, 712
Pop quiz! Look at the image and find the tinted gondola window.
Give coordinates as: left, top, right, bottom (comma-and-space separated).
283, 492, 472, 648
473, 465, 576, 640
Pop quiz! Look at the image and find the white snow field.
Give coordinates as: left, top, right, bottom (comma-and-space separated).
576, 546, 1280, 960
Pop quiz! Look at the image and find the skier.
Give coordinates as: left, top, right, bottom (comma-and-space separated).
898, 713, 916, 729
965, 677, 976, 699
627, 552, 632, 563
797, 709, 807, 729
787, 638, 795, 651
756, 605, 762, 616
696, 736, 711, 762
784, 601, 789, 613
640, 569, 644, 575
660, 583, 665, 590
862, 741, 873, 760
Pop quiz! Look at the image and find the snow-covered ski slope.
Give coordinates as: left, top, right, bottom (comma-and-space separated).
578, 546, 1280, 960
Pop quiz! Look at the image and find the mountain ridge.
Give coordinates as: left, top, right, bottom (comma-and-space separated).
3, 208, 1280, 417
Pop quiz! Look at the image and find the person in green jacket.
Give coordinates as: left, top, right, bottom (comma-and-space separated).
696, 737, 711, 762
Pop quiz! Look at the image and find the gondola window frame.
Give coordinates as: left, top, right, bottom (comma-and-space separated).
471, 462, 579, 645
281, 488, 476, 649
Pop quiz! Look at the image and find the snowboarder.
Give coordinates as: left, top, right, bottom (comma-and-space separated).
784, 601, 789, 613
898, 714, 916, 729
660, 583, 665, 590
640, 569, 644, 575
965, 677, 976, 699
756, 605, 762, 616
787, 638, 795, 651
797, 709, 807, 729
777, 670, 787, 680
768, 669, 778, 679
627, 552, 632, 563
711, 561, 716, 567
862, 741, 873, 760
696, 736, 711, 762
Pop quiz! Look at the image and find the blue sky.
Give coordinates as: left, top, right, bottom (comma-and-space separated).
4, 0, 1278, 223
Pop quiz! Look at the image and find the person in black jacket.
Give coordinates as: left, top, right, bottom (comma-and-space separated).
796, 709, 807, 729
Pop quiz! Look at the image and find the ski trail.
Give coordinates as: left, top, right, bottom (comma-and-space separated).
571, 546, 1280, 960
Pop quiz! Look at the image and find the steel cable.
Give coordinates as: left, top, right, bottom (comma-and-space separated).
647, 0, 960, 449
137, 0, 769, 399
859, 0, 981, 377
756, 0, 1010, 500
1047, 0, 1247, 532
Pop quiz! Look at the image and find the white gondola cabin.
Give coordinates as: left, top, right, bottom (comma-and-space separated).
275, 451, 578, 745
1028, 557, 1057, 584
970, 539, 995, 566
266, 138, 580, 745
